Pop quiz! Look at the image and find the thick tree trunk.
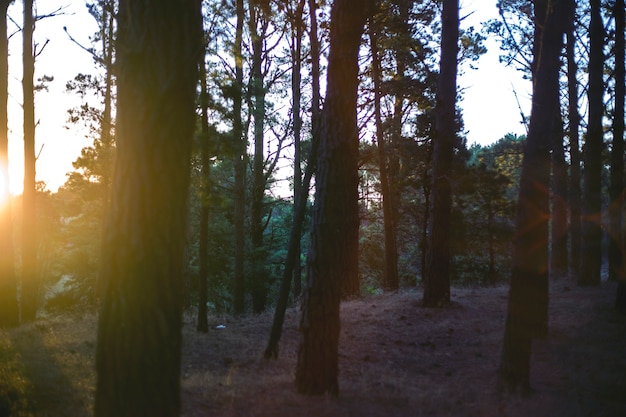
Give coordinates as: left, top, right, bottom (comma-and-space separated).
0, 0, 18, 328
21, 0, 37, 322
499, 0, 564, 393
295, 0, 368, 396
566, 0, 582, 281
424, 0, 458, 307
370, 12, 398, 292
93, 1, 201, 416
232, 0, 246, 315
579, 0, 605, 287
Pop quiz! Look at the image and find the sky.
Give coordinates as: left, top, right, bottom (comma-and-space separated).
3, 0, 531, 195
6, 0, 96, 194
459, 0, 531, 145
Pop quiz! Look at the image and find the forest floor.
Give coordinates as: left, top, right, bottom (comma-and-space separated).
1, 280, 625, 417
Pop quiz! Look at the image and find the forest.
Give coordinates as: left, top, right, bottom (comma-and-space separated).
0, 0, 625, 416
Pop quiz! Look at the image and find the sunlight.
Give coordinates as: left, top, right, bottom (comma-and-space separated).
0, 162, 22, 202
0, 170, 4, 202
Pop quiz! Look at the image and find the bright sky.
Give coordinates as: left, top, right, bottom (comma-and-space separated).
459, 0, 531, 145
3, 0, 530, 195
6, 0, 96, 194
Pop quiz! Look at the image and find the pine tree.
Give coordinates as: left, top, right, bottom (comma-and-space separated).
500, 0, 565, 393
94, 0, 202, 415
579, 0, 605, 287
0, 0, 18, 328
423, 0, 459, 307
295, 0, 370, 396
21, 0, 37, 322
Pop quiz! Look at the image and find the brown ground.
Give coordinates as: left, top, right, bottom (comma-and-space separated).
2, 280, 625, 417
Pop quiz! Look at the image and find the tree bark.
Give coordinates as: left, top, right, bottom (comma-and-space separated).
0, 0, 18, 328
551, 117, 568, 279
612, 0, 626, 311
499, 0, 564, 393
566, 0, 582, 281
579, 0, 605, 287
249, 2, 269, 313
424, 0, 459, 307
21, 0, 37, 322
295, 0, 368, 396
232, 0, 246, 315
93, 1, 201, 416
291, 0, 305, 299
609, 0, 624, 284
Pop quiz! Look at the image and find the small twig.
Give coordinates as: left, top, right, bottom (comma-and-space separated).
35, 143, 44, 161
63, 26, 104, 65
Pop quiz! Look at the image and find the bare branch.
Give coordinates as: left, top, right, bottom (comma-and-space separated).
63, 26, 105, 65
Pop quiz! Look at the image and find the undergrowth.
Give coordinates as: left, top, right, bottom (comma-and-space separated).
0, 333, 35, 417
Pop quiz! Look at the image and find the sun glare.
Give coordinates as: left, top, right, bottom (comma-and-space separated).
0, 170, 6, 204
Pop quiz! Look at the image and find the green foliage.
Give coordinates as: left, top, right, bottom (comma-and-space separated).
484, 0, 533, 74
42, 180, 104, 313
450, 134, 523, 285
358, 132, 520, 290
187, 144, 313, 313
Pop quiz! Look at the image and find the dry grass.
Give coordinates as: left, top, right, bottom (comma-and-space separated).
1, 281, 625, 416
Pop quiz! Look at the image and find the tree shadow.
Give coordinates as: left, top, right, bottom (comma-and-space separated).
8, 319, 95, 417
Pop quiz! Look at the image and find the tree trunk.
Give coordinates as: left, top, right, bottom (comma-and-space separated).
21, 0, 37, 322
232, 0, 246, 315
291, 0, 305, 299
487, 203, 496, 286
295, 0, 368, 396
499, 0, 564, 394
387, 0, 409, 290
249, 4, 268, 313
579, 0, 605, 287
0, 0, 18, 328
96, 0, 116, 301
420, 174, 430, 280
93, 1, 201, 416
197, 49, 210, 333
566, 0, 582, 281
612, 0, 626, 311
609, 0, 624, 284
262, 0, 321, 359
551, 118, 568, 279
370, 11, 398, 292
424, 0, 459, 307
264, 128, 318, 359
